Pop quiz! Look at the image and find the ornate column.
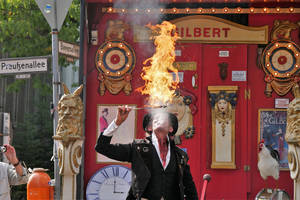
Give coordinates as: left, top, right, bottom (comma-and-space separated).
53, 83, 84, 200
285, 84, 300, 199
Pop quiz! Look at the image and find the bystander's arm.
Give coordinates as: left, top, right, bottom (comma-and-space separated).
4, 144, 28, 185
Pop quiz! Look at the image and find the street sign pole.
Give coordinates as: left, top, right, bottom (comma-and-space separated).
34, 0, 74, 199
52, 28, 61, 200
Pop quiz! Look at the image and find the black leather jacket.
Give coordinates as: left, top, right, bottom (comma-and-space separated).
95, 133, 199, 200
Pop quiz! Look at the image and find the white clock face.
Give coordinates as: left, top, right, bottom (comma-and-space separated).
86, 165, 132, 200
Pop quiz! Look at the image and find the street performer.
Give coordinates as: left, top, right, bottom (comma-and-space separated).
95, 106, 198, 200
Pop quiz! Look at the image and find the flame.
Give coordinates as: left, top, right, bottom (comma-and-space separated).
137, 21, 179, 106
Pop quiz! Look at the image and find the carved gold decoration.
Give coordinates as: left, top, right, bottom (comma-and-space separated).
133, 15, 268, 44
95, 20, 135, 96
105, 20, 129, 41
287, 145, 300, 180
53, 83, 84, 146
261, 40, 300, 97
288, 151, 296, 171
58, 148, 63, 168
72, 146, 82, 169
271, 20, 298, 41
96, 40, 136, 96
167, 89, 197, 144
208, 86, 238, 169
53, 83, 84, 200
285, 83, 300, 199
285, 84, 300, 144
261, 20, 300, 97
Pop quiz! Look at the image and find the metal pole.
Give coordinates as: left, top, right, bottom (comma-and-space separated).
51, 0, 61, 198
52, 28, 61, 200
76, 0, 86, 198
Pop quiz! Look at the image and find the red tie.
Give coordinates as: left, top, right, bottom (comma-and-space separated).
158, 139, 168, 167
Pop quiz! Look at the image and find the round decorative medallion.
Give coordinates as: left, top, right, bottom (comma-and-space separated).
95, 41, 136, 80
261, 40, 300, 81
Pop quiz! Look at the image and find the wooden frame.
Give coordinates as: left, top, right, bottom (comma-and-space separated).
96, 104, 137, 163
208, 86, 238, 169
258, 109, 289, 170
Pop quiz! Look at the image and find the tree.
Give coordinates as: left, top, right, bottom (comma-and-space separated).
0, 0, 80, 198
0, 0, 80, 57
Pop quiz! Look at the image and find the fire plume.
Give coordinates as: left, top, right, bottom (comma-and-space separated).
137, 21, 179, 106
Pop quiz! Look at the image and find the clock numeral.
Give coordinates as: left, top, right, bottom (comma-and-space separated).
87, 193, 99, 200
112, 166, 119, 177
123, 169, 129, 179
101, 169, 109, 179
87, 193, 98, 196
91, 180, 103, 185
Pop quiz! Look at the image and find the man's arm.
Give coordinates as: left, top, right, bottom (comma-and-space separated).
4, 144, 23, 176
4, 144, 28, 185
102, 105, 132, 137
7, 164, 28, 185
95, 106, 133, 162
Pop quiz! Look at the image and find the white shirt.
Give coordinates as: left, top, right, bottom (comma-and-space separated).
151, 133, 171, 170
0, 162, 28, 200
103, 120, 171, 169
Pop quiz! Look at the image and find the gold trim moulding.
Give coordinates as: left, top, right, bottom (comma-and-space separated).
208, 85, 239, 92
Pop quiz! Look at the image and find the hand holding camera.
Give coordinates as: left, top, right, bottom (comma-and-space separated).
0, 146, 6, 153
3, 144, 19, 166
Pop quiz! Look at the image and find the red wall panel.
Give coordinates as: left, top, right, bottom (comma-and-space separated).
84, 6, 299, 198
247, 14, 298, 199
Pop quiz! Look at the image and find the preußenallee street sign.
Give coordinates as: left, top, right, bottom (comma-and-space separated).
0, 56, 49, 74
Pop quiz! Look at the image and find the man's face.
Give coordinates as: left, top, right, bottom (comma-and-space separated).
152, 113, 172, 134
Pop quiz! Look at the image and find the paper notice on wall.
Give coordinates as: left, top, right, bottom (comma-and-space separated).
219, 50, 229, 57
275, 98, 289, 109
232, 70, 246, 81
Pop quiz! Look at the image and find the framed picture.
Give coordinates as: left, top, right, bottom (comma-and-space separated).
208, 86, 238, 169
258, 109, 289, 170
96, 104, 137, 163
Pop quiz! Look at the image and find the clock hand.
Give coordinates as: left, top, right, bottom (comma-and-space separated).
113, 178, 117, 193
113, 178, 124, 194
113, 178, 125, 194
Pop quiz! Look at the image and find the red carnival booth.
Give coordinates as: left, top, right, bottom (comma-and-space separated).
82, 0, 300, 199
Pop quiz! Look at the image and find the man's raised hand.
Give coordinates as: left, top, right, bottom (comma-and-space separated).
115, 105, 131, 126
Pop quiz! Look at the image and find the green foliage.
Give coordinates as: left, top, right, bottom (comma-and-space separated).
6, 79, 25, 92
11, 92, 53, 199
14, 100, 54, 171
32, 75, 52, 97
0, 0, 51, 57
0, 0, 80, 57
2, 0, 81, 92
